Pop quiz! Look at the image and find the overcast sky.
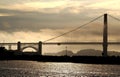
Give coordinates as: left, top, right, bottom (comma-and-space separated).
0, 0, 120, 43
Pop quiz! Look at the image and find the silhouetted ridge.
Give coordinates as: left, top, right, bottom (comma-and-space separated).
45, 49, 120, 56
75, 49, 102, 56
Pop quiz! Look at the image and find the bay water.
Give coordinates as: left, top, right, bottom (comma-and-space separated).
0, 60, 119, 77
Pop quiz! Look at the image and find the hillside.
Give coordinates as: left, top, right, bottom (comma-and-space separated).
44, 49, 120, 56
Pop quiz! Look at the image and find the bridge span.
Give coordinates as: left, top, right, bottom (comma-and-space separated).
0, 14, 120, 56
1, 42, 120, 45
0, 41, 120, 56
43, 42, 120, 45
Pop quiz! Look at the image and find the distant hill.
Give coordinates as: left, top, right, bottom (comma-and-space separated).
44, 49, 120, 56
75, 49, 102, 56
75, 49, 120, 56
57, 50, 74, 56
44, 50, 74, 56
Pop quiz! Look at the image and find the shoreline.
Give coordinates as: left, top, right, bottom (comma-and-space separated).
0, 55, 120, 65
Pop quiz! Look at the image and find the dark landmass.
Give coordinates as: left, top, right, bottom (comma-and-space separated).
0, 47, 120, 65
44, 49, 120, 56
0, 55, 120, 65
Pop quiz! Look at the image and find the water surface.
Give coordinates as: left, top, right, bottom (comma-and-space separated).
0, 60, 119, 77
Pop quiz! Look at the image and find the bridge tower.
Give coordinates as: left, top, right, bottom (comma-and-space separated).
102, 14, 108, 57
38, 41, 42, 55
17, 41, 21, 51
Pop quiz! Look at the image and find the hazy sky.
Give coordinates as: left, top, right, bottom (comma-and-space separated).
0, 0, 120, 43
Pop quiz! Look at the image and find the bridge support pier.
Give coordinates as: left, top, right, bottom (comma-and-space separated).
17, 41, 21, 51
38, 41, 42, 55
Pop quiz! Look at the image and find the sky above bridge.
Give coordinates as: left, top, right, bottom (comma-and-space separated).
0, 0, 120, 50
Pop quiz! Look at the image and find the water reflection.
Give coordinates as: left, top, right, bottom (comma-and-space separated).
0, 61, 119, 76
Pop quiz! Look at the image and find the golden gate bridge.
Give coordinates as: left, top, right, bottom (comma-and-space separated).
0, 14, 120, 57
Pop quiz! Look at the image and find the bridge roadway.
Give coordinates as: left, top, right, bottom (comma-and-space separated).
1, 42, 120, 45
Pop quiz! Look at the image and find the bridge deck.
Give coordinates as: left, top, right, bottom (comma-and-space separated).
43, 42, 120, 45
0, 42, 120, 45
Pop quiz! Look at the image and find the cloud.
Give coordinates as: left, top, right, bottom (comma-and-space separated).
88, 0, 120, 9
0, 0, 87, 14
0, 8, 92, 32
0, 0, 120, 43
0, 26, 120, 43
0, 13, 13, 16
0, 0, 120, 15
0, 1, 66, 12
0, 8, 120, 42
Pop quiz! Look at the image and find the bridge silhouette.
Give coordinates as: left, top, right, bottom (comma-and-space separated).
0, 14, 120, 57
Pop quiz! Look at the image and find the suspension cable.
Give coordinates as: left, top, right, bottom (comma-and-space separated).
108, 14, 120, 21
43, 14, 103, 42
